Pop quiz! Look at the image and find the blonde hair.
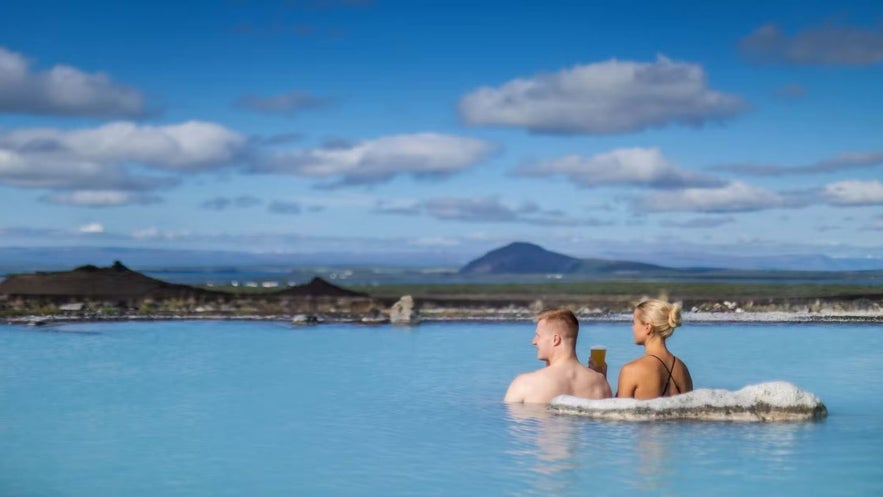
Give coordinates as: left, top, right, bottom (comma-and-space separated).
635, 299, 681, 339
536, 308, 579, 341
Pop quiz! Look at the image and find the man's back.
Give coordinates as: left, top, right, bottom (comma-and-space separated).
505, 358, 612, 403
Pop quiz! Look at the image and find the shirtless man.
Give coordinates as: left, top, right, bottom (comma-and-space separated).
504, 308, 612, 403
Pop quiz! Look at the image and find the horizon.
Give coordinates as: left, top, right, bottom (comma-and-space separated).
1, 241, 882, 274
1, 1, 882, 263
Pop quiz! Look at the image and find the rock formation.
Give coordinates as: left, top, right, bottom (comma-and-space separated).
549, 382, 827, 422
389, 295, 419, 325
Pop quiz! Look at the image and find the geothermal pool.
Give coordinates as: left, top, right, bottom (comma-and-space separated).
1, 320, 880, 496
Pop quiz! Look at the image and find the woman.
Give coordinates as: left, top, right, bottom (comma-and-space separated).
617, 299, 693, 399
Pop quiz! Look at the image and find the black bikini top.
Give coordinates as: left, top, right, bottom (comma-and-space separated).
648, 354, 682, 397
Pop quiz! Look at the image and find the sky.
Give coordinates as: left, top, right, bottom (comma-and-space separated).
1, 0, 882, 266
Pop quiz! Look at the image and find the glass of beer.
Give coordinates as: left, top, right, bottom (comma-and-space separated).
590, 345, 607, 368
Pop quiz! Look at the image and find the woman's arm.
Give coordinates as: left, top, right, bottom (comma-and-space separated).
616, 362, 638, 398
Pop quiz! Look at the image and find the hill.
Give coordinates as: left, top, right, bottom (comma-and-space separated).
274, 276, 368, 298
457, 242, 883, 284
459, 242, 673, 275
0, 261, 222, 300
459, 242, 583, 274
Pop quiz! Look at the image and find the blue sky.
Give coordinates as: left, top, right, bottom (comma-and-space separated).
1, 0, 882, 265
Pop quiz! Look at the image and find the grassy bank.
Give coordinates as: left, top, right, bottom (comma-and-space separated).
349, 280, 883, 300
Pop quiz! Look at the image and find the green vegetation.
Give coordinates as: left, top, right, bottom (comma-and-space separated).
196, 285, 279, 294
352, 280, 883, 299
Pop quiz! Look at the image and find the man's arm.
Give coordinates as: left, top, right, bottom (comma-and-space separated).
595, 372, 613, 399
504, 374, 528, 403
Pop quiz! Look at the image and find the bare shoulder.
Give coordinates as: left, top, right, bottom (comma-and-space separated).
622, 356, 655, 374
579, 366, 612, 398
504, 369, 553, 403
617, 357, 654, 398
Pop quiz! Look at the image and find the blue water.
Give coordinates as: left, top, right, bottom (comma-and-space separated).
1, 320, 881, 497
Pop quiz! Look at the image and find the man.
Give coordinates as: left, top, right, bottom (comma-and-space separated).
504, 308, 612, 403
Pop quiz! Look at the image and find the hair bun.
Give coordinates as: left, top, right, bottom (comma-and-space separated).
668, 305, 682, 329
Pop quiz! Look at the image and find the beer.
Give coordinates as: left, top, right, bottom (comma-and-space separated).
589, 345, 606, 368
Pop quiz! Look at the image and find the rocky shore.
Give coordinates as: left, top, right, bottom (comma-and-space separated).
3, 262, 881, 326
6, 301, 883, 326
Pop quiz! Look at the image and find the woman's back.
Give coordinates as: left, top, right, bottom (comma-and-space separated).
618, 352, 693, 399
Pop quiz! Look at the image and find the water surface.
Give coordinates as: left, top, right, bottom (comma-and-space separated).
1, 320, 881, 496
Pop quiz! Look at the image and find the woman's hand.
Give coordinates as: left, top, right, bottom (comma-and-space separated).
587, 358, 607, 378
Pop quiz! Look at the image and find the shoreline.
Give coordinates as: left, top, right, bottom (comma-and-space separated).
6, 309, 883, 326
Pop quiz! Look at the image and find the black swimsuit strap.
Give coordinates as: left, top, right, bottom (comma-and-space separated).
648, 354, 681, 396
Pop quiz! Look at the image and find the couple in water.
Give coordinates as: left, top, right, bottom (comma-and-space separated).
504, 299, 693, 404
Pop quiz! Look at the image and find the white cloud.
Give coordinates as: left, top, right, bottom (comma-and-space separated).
132, 227, 160, 239
716, 150, 883, 176
131, 226, 192, 240
519, 147, 723, 189
42, 190, 162, 207
424, 197, 524, 222
0, 121, 247, 199
740, 23, 883, 65
823, 179, 883, 206
376, 196, 607, 226
1, 121, 246, 171
259, 132, 496, 186
0, 46, 146, 117
640, 181, 784, 213
458, 55, 746, 135
78, 222, 105, 234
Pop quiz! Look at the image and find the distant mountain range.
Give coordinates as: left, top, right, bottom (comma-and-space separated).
458, 242, 883, 282
0, 244, 882, 281
460, 242, 669, 275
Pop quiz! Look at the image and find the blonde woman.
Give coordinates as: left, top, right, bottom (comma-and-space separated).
617, 299, 693, 399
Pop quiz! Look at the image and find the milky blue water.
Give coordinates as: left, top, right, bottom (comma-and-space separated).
1, 320, 881, 497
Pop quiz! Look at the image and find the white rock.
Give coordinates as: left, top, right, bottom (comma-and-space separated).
549, 381, 827, 422
390, 295, 419, 325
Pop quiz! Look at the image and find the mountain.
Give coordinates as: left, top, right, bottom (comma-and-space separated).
459, 242, 675, 275
0, 262, 370, 300
0, 261, 221, 299
275, 277, 368, 298
459, 242, 583, 274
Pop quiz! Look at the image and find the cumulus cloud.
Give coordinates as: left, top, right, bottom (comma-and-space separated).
235, 90, 335, 117
0, 46, 146, 117
41, 190, 162, 207
375, 196, 607, 226
200, 195, 262, 210
78, 222, 105, 234
518, 147, 723, 189
458, 55, 746, 135
639, 181, 785, 213
0, 121, 247, 171
258, 132, 496, 187
0, 120, 248, 204
716, 151, 883, 176
740, 23, 883, 65
823, 179, 883, 206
